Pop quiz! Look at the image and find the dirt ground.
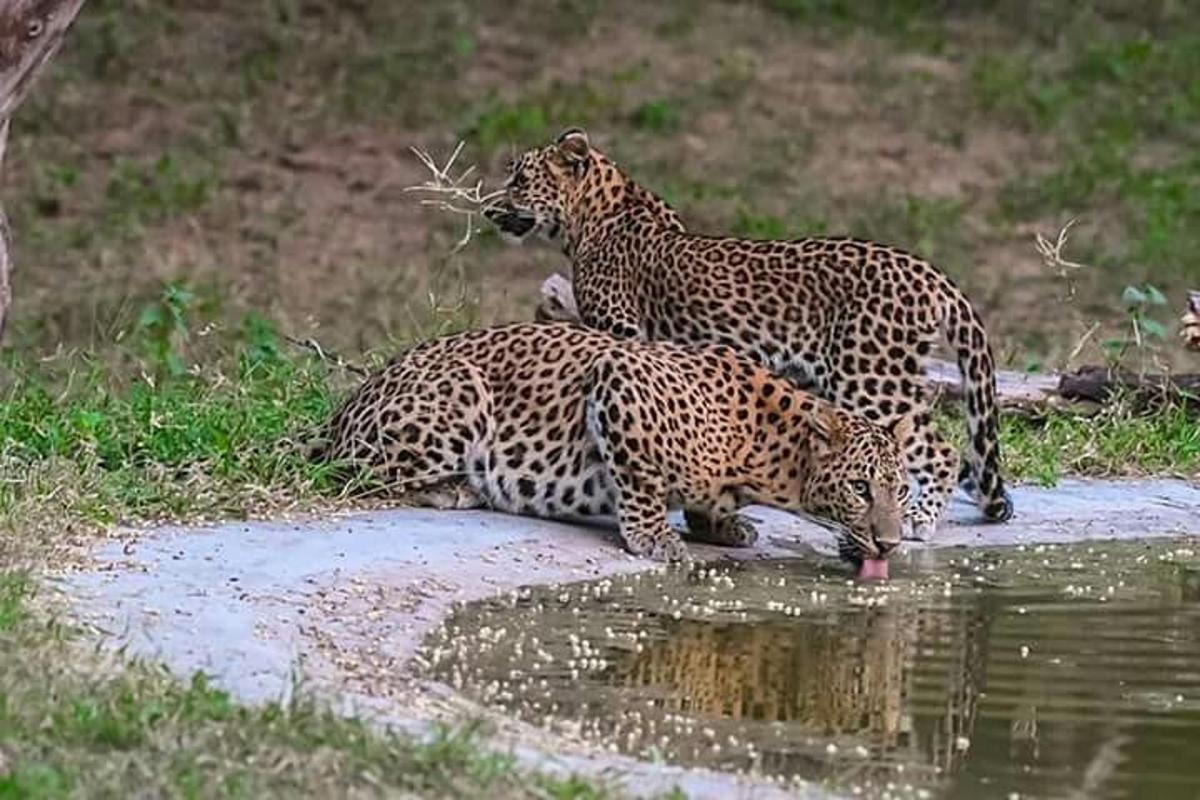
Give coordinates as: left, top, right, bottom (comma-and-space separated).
4, 1, 1197, 368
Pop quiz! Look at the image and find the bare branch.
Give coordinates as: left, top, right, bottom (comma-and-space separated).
1066, 321, 1101, 366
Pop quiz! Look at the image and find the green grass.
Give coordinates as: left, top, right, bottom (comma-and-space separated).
0, 575, 628, 799
1001, 406, 1200, 487
464, 81, 622, 155
0, 310, 345, 552
630, 98, 685, 133
934, 404, 1200, 489
0, 356, 330, 521
4, 3, 1199, 793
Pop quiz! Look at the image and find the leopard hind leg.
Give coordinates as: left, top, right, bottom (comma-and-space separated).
328, 358, 493, 509
899, 412, 959, 540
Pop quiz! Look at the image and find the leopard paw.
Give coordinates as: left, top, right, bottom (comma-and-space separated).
720, 516, 760, 547
902, 512, 937, 542
684, 511, 759, 547
626, 532, 691, 563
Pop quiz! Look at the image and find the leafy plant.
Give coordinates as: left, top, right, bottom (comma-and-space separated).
1102, 284, 1169, 367
134, 283, 196, 378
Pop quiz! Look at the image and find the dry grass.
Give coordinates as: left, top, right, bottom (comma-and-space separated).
405, 141, 506, 251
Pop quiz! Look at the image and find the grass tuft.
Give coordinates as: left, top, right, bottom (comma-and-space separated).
0, 329, 346, 560
939, 403, 1200, 488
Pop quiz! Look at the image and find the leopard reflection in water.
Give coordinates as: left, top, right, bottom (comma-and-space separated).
614, 596, 987, 783
422, 544, 1200, 799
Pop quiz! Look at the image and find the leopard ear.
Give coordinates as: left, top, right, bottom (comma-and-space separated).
555, 127, 590, 164
884, 414, 915, 448
810, 406, 846, 450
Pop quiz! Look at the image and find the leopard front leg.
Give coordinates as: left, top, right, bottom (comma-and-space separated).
584, 364, 688, 562
574, 256, 645, 340
683, 492, 759, 547
900, 414, 959, 540
612, 474, 690, 562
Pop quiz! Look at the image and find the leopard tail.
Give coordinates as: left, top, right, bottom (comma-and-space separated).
942, 287, 1013, 522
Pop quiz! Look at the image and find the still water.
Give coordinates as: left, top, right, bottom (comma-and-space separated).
420, 539, 1200, 799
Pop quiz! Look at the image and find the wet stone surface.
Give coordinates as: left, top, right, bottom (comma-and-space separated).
420, 539, 1200, 800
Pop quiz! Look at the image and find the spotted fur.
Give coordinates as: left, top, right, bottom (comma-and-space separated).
322, 322, 909, 563
486, 128, 1013, 537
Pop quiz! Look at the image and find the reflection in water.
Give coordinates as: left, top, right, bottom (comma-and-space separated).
421, 541, 1200, 799
612, 588, 990, 787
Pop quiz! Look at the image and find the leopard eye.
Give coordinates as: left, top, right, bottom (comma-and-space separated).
26, 18, 45, 39
850, 480, 871, 500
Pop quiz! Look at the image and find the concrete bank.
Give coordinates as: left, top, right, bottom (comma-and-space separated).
64, 478, 1200, 798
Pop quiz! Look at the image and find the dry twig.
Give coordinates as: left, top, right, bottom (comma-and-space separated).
403, 142, 503, 251
1034, 218, 1087, 273
283, 335, 368, 377
1034, 217, 1092, 300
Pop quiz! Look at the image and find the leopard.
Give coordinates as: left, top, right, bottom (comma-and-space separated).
320, 321, 910, 567
484, 127, 1014, 538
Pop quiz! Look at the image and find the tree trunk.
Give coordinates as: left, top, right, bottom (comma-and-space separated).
539, 274, 1200, 415
0, 0, 87, 340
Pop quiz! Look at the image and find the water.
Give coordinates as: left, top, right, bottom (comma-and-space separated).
420, 539, 1200, 799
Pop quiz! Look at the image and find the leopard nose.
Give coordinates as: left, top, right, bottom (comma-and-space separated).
875, 537, 900, 556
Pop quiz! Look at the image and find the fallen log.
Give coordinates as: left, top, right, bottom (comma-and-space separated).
0, 0, 87, 340
539, 274, 1200, 414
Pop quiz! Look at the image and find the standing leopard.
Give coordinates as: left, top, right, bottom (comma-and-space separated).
321, 322, 909, 569
485, 128, 1013, 537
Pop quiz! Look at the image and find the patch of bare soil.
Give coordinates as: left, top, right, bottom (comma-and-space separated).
7, 0, 1189, 367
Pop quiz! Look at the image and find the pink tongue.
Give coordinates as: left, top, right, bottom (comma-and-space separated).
857, 558, 890, 580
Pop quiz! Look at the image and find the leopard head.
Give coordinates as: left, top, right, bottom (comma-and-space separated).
801, 409, 910, 565
484, 127, 599, 245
